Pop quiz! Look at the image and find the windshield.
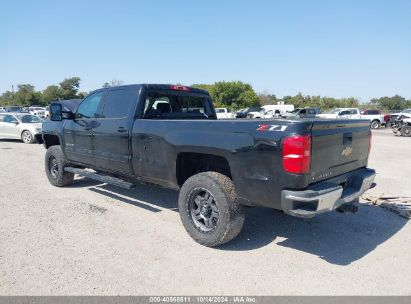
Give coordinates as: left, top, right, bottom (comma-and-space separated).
328, 108, 342, 114
15, 114, 42, 123
288, 109, 300, 114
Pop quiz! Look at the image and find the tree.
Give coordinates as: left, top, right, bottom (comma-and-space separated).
192, 81, 260, 109
370, 95, 410, 111
102, 79, 124, 88
13, 84, 40, 106
77, 92, 88, 99
259, 93, 277, 106
42, 85, 61, 103
59, 77, 81, 99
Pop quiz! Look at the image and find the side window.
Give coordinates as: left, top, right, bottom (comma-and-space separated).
102, 89, 135, 119
308, 109, 315, 114
3, 114, 17, 123
339, 110, 351, 116
77, 92, 105, 119
299, 109, 307, 114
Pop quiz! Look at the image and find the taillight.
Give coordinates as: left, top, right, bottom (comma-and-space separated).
282, 135, 311, 174
170, 85, 190, 91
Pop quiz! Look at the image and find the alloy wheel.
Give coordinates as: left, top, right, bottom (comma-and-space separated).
188, 188, 219, 232
48, 156, 59, 179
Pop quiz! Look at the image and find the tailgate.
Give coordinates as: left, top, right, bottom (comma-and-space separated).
309, 119, 371, 183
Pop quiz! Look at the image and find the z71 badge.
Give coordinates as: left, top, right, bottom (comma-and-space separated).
257, 124, 288, 132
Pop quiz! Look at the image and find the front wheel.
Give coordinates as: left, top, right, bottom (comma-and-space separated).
178, 172, 245, 247
21, 130, 34, 144
45, 146, 74, 187
370, 120, 381, 129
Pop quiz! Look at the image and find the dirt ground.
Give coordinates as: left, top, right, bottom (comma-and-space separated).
0, 128, 410, 295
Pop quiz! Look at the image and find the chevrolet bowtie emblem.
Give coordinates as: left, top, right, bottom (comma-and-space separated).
342, 146, 353, 157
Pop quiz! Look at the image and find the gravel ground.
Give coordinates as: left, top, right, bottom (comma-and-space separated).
0, 128, 410, 295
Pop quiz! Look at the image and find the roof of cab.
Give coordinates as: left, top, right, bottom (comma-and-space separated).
90, 84, 210, 96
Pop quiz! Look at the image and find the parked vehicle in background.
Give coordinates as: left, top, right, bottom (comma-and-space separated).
389, 109, 411, 127
43, 84, 375, 247
263, 104, 294, 116
317, 108, 385, 129
247, 108, 265, 119
317, 108, 361, 119
29, 106, 46, 118
282, 107, 321, 119
392, 114, 411, 137
235, 107, 263, 118
263, 109, 282, 118
360, 109, 389, 129
247, 104, 295, 119
44, 106, 50, 119
5, 106, 26, 113
0, 113, 43, 143
215, 108, 234, 119
0, 107, 5, 112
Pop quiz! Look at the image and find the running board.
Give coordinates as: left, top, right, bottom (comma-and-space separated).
64, 167, 135, 189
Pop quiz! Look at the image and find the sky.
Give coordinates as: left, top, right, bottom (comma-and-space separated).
0, 0, 410, 101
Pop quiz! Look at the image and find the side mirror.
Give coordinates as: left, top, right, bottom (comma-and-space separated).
50, 104, 62, 121
12, 120, 19, 125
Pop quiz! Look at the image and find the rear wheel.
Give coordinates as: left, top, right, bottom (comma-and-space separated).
21, 130, 34, 144
370, 120, 381, 129
45, 146, 74, 187
178, 172, 245, 247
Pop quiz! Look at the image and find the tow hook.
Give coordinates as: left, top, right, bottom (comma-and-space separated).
336, 202, 359, 214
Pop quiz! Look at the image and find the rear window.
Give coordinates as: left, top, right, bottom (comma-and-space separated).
364, 110, 379, 115
143, 91, 214, 119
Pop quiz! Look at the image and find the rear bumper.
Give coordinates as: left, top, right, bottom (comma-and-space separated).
281, 168, 376, 218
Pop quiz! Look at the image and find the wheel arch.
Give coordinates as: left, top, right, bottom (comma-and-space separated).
43, 134, 60, 148
176, 152, 232, 187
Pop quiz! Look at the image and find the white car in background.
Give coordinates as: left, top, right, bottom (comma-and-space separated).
215, 108, 235, 119
317, 108, 362, 119
251, 104, 295, 118
28, 106, 46, 118
0, 113, 43, 144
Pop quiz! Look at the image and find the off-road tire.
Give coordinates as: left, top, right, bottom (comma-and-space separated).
401, 126, 411, 137
21, 130, 34, 144
370, 120, 381, 129
45, 146, 74, 187
178, 172, 245, 247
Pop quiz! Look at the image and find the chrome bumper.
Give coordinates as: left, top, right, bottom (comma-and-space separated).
281, 168, 376, 218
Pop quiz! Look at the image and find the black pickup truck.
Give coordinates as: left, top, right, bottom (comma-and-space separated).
42, 84, 375, 247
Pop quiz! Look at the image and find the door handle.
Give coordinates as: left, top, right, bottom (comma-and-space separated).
117, 127, 127, 133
